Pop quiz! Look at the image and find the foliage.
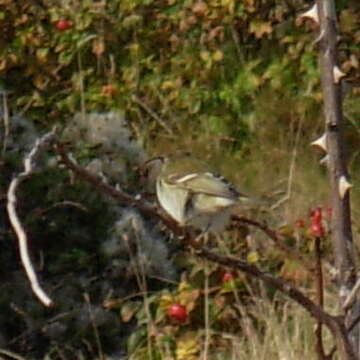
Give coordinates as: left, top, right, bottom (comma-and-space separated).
1, 0, 358, 149
1, 0, 360, 358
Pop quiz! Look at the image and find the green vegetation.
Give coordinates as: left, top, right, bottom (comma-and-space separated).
0, 0, 359, 358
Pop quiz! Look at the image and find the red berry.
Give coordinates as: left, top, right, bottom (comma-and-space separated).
221, 271, 236, 283
310, 222, 325, 238
310, 207, 322, 223
55, 19, 73, 31
295, 219, 305, 228
167, 304, 187, 323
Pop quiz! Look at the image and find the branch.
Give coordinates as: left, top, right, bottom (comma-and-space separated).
54, 141, 179, 233
6, 130, 56, 307
343, 278, 360, 312
132, 95, 173, 135
314, 236, 326, 359
196, 244, 355, 359
315, 0, 356, 300
233, 216, 314, 271
54, 141, 356, 358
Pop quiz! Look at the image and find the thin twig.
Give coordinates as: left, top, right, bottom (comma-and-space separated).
31, 200, 89, 218
1, 91, 10, 156
343, 278, 360, 311
0, 349, 27, 360
233, 215, 314, 271
314, 236, 326, 359
6, 130, 56, 307
54, 140, 179, 231
203, 261, 210, 360
132, 95, 173, 135
84, 293, 104, 360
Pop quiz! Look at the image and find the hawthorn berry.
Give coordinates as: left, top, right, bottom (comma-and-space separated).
167, 304, 188, 323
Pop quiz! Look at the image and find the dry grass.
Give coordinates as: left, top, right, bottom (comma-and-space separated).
211, 291, 334, 360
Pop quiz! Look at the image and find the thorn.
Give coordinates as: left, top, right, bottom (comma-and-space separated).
311, 133, 327, 152
313, 28, 325, 45
339, 175, 352, 199
325, 47, 331, 58
333, 66, 346, 84
299, 4, 319, 24
319, 155, 329, 167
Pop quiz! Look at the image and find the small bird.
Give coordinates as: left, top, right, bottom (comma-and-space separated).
153, 156, 248, 233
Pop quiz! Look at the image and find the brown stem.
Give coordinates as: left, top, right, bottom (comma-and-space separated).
196, 246, 355, 359
314, 236, 326, 359
234, 215, 314, 271
54, 141, 180, 234
315, 0, 359, 356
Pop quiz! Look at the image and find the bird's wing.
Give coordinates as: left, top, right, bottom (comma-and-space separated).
168, 172, 243, 199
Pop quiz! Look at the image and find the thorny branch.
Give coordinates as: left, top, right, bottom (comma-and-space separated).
315, 0, 358, 357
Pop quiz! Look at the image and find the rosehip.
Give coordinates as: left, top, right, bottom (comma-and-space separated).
167, 304, 187, 323
310, 222, 325, 238
221, 271, 237, 283
55, 19, 73, 31
310, 207, 322, 223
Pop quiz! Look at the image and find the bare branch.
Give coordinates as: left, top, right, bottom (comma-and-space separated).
314, 236, 326, 359
54, 141, 180, 233
0, 348, 27, 360
6, 130, 56, 307
195, 243, 355, 359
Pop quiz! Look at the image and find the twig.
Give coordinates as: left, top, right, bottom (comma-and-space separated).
230, 24, 243, 62
203, 261, 210, 360
31, 200, 89, 218
84, 293, 104, 360
271, 114, 304, 211
132, 95, 173, 135
196, 245, 355, 359
343, 278, 360, 311
1, 91, 10, 156
314, 236, 326, 359
54, 140, 179, 231
6, 130, 56, 307
233, 215, 314, 271
0, 349, 27, 360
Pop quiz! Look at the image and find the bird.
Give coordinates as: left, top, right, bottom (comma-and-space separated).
152, 156, 248, 233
